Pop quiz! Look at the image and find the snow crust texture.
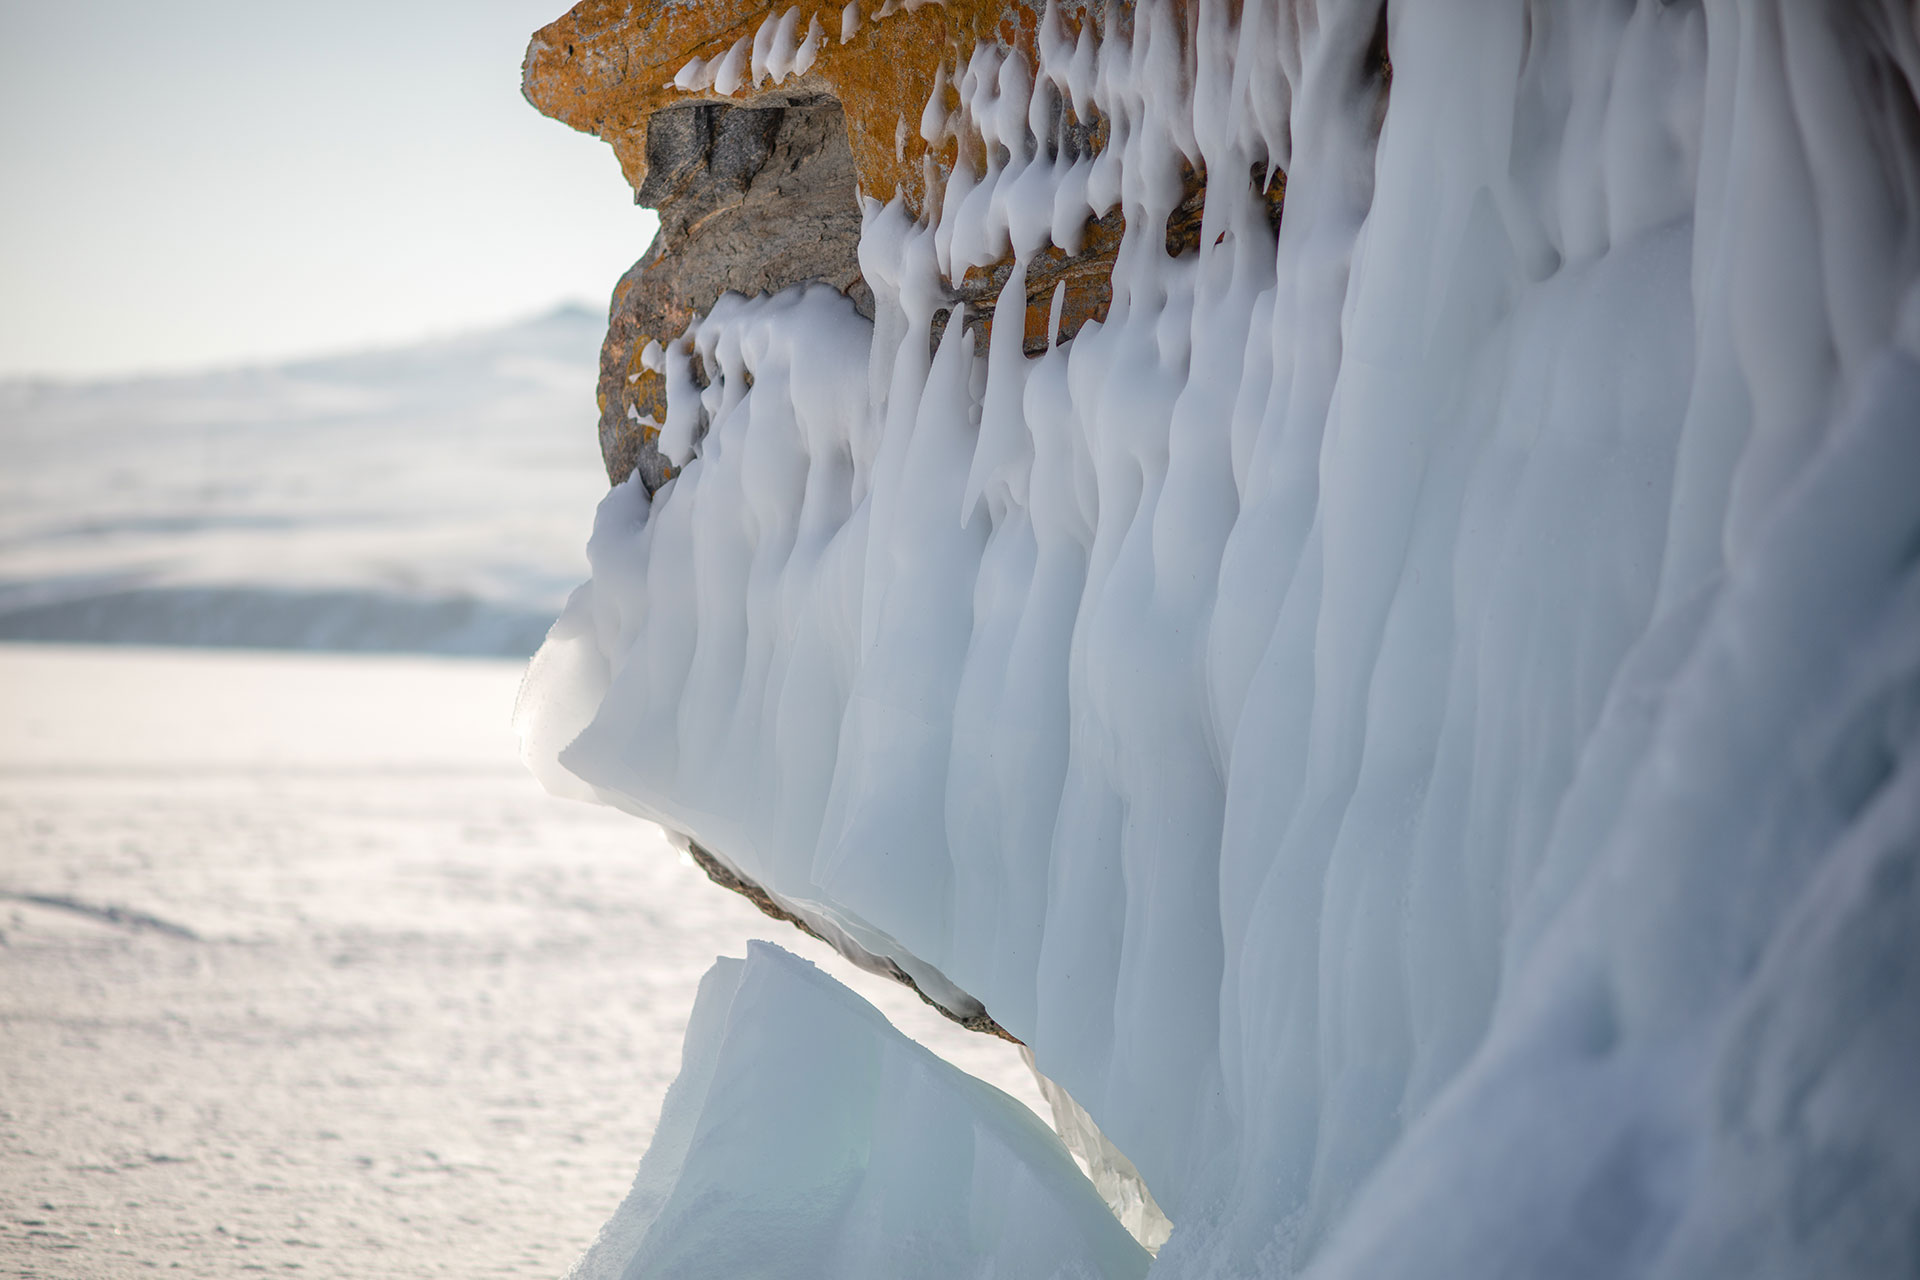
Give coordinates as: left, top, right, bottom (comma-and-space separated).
522, 2, 1920, 1275
567, 942, 1148, 1280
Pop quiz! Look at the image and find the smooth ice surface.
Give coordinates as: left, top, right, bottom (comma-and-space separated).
0, 306, 609, 655
571, 941, 1147, 1280
523, 2, 1920, 1275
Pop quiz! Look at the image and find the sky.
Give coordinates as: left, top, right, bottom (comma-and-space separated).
0, 0, 658, 379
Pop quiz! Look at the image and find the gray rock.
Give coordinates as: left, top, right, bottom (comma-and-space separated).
597, 97, 868, 488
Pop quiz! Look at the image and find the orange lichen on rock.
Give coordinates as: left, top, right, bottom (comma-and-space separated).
525, 2, 1285, 483
527, 0, 1139, 488
523, 0, 1104, 219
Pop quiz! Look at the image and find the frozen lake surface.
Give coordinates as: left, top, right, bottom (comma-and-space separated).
0, 643, 1044, 1278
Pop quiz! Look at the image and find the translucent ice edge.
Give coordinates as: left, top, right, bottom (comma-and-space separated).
566, 941, 1148, 1280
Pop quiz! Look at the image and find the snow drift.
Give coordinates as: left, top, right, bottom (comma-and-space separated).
521, 2, 1920, 1276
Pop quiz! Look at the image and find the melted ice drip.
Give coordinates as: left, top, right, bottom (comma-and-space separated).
524, 2, 1920, 1275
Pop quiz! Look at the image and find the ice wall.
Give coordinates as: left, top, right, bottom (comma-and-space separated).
522, 2, 1920, 1275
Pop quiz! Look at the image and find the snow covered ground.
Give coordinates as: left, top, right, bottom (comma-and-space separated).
0, 307, 612, 655
0, 644, 1045, 1278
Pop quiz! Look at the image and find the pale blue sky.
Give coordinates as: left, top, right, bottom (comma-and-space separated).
0, 0, 657, 377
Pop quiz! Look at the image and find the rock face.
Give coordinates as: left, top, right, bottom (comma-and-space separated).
595, 96, 867, 487
523, 0, 1138, 488
524, 1, 1059, 218
684, 836, 1020, 1042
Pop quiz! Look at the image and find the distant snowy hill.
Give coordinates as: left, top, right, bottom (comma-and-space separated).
0, 306, 608, 655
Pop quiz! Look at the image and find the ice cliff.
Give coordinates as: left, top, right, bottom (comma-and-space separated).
518, 2, 1920, 1276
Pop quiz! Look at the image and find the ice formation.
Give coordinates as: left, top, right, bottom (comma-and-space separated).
569, 942, 1148, 1279
522, 2, 1920, 1275
676, 6, 826, 94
